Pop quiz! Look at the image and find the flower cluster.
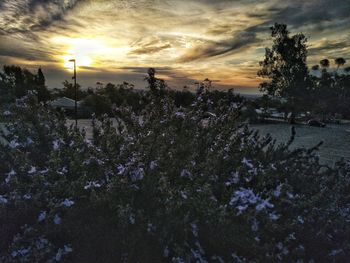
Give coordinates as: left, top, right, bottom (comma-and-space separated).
1, 92, 349, 262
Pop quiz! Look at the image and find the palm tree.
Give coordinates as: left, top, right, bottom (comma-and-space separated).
335, 57, 346, 71
319, 59, 330, 69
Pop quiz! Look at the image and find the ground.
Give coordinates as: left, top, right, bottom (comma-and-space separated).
251, 123, 350, 167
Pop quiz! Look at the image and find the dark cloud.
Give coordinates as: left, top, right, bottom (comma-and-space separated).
119, 66, 173, 74
206, 24, 234, 35
129, 37, 172, 55
0, 35, 57, 61
246, 0, 350, 31
286, 0, 349, 27
309, 39, 349, 53
308, 38, 350, 59
0, 0, 82, 37
178, 30, 258, 63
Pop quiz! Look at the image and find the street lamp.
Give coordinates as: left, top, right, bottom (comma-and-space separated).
69, 59, 78, 128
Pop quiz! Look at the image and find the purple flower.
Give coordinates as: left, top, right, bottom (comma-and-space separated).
38, 211, 47, 222
0, 195, 8, 204
61, 199, 75, 207
117, 164, 125, 175
9, 140, 20, 149
130, 167, 144, 182
54, 214, 61, 225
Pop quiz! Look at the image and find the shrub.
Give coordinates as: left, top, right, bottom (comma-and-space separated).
0, 91, 349, 262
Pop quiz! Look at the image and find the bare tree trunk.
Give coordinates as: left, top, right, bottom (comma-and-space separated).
289, 111, 296, 124
289, 98, 296, 124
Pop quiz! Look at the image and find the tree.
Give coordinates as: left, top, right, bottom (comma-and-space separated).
333, 59, 350, 115
311, 58, 350, 119
36, 68, 45, 86
146, 68, 157, 92
0, 66, 51, 102
82, 93, 112, 116
320, 59, 330, 71
258, 23, 310, 123
335, 57, 346, 71
58, 80, 87, 100
35, 68, 51, 102
2, 66, 27, 98
145, 68, 167, 96
313, 59, 335, 118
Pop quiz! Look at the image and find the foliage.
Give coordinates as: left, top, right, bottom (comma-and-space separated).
78, 71, 243, 117
82, 94, 113, 116
258, 24, 312, 123
310, 58, 350, 119
54, 80, 88, 101
0, 66, 51, 103
240, 103, 259, 123
1, 89, 350, 262
259, 24, 350, 121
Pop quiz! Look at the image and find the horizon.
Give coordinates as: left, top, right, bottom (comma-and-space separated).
0, 0, 349, 93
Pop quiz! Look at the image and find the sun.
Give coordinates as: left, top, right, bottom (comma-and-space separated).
63, 52, 93, 69
52, 37, 107, 70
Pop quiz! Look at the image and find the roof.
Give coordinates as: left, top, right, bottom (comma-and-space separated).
50, 97, 81, 109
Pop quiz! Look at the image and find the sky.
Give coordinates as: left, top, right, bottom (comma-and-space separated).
0, 0, 349, 94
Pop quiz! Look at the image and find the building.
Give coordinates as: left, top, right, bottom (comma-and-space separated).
50, 97, 81, 111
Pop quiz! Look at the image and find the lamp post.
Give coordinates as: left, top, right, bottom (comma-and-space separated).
69, 59, 78, 128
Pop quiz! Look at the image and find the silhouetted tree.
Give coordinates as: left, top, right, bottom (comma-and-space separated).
35, 68, 51, 102
258, 23, 311, 123
59, 80, 87, 100
311, 57, 349, 118
145, 68, 167, 97
335, 57, 346, 71
146, 68, 157, 92
320, 59, 330, 72
333, 60, 350, 116
82, 93, 112, 116
172, 89, 195, 107
203, 78, 212, 91
3, 66, 27, 98
36, 68, 45, 86
0, 71, 14, 104
0, 65, 51, 102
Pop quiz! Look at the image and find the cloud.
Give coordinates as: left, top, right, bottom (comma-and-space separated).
0, 0, 82, 37
0, 34, 57, 62
206, 24, 234, 35
284, 0, 349, 27
309, 38, 350, 55
129, 37, 172, 55
177, 30, 258, 63
248, 0, 350, 31
119, 66, 173, 74
0, 0, 349, 91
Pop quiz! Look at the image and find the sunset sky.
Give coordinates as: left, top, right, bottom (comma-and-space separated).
0, 0, 349, 93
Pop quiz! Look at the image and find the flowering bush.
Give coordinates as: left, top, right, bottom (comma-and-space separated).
1, 91, 349, 262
